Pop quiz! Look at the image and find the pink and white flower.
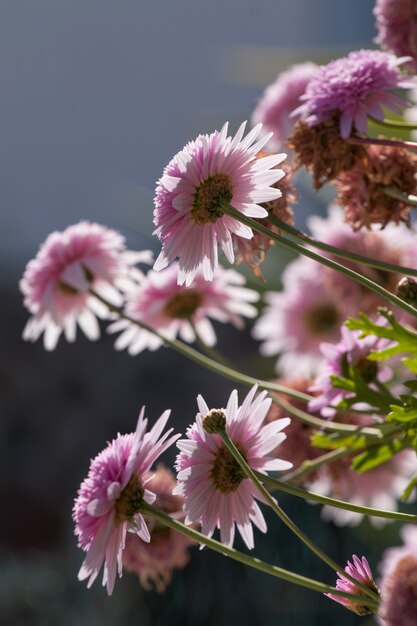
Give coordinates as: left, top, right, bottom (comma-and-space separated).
20, 221, 152, 350
251, 62, 319, 149
73, 408, 180, 595
153, 121, 286, 286
326, 555, 379, 615
108, 262, 259, 354
122, 464, 195, 592
174, 385, 292, 549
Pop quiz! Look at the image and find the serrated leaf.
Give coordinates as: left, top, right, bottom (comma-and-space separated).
387, 405, 417, 423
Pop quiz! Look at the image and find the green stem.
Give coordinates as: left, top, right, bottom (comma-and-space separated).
141, 504, 379, 609
282, 448, 351, 483
369, 115, 417, 131
219, 201, 417, 320
189, 320, 233, 369
255, 472, 417, 524
218, 431, 379, 604
347, 135, 417, 152
269, 392, 383, 437
382, 186, 417, 206
267, 214, 417, 279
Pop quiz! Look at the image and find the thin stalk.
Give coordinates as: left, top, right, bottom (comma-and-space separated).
347, 135, 417, 152
267, 213, 417, 279
270, 392, 383, 437
369, 115, 417, 131
255, 472, 417, 524
218, 431, 379, 604
219, 201, 417, 320
142, 503, 379, 608
189, 320, 233, 368
282, 448, 351, 483
382, 186, 417, 206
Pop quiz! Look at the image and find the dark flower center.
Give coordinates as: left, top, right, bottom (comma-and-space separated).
305, 303, 339, 334
114, 474, 144, 525
163, 289, 203, 319
210, 443, 247, 493
191, 174, 234, 225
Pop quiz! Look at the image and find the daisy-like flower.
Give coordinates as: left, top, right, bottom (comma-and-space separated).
251, 62, 319, 149
122, 464, 195, 593
252, 256, 356, 377
72, 408, 180, 595
374, 0, 417, 72
308, 325, 392, 417
153, 121, 286, 286
378, 555, 417, 625
309, 449, 416, 527
379, 525, 417, 580
108, 262, 259, 354
20, 221, 152, 350
293, 50, 416, 139
174, 385, 292, 549
326, 555, 379, 616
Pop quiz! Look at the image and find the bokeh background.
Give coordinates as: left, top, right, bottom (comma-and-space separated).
1, 1, 391, 624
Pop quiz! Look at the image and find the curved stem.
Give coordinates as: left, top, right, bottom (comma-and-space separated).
142, 503, 379, 608
218, 431, 379, 604
347, 135, 417, 152
369, 115, 417, 131
269, 392, 383, 437
267, 214, 417, 278
219, 201, 417, 320
382, 186, 417, 206
255, 472, 417, 524
282, 448, 352, 483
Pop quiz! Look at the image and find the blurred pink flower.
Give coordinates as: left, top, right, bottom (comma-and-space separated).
20, 221, 152, 349
122, 464, 195, 592
108, 262, 258, 354
175, 385, 292, 549
252, 62, 318, 148
73, 408, 180, 595
153, 121, 286, 285
374, 0, 417, 72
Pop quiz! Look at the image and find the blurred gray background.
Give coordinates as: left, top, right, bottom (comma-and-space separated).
1, 1, 384, 625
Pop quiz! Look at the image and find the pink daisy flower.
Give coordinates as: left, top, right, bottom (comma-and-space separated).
374, 0, 417, 72
108, 262, 259, 354
122, 464, 195, 592
153, 121, 286, 286
379, 525, 417, 580
326, 555, 379, 615
20, 221, 152, 350
309, 449, 416, 527
252, 256, 356, 377
251, 62, 319, 149
174, 385, 292, 549
72, 407, 180, 595
293, 50, 416, 139
308, 324, 392, 417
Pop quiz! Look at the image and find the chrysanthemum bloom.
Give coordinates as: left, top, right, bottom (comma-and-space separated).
288, 116, 367, 189
378, 555, 417, 625
73, 408, 180, 595
122, 464, 195, 592
252, 256, 356, 377
309, 449, 416, 527
374, 0, 417, 73
153, 121, 286, 286
308, 325, 392, 417
174, 385, 292, 549
264, 378, 323, 483
20, 222, 152, 350
293, 50, 416, 139
335, 144, 417, 230
379, 525, 417, 580
234, 159, 296, 276
108, 263, 259, 354
251, 62, 319, 149
326, 555, 379, 615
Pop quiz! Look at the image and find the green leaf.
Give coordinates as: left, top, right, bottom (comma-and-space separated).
352, 440, 406, 473
401, 474, 417, 502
